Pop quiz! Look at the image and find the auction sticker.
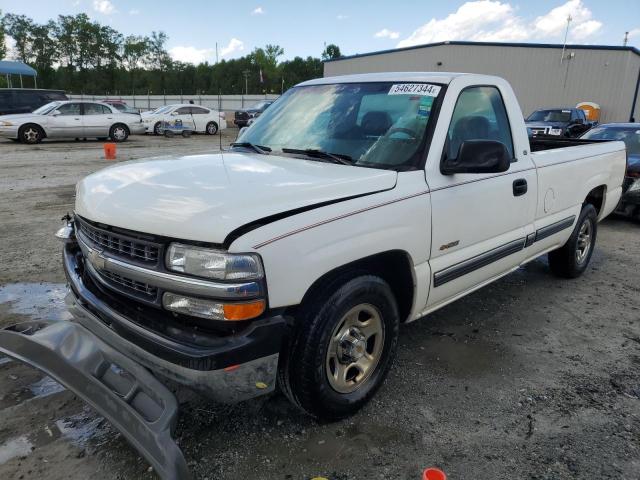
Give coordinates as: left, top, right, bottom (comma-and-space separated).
388, 83, 441, 96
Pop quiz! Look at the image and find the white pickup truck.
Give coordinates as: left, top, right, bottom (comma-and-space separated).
0, 73, 626, 479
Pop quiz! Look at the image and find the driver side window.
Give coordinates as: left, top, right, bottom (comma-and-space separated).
446, 86, 513, 160
56, 103, 82, 116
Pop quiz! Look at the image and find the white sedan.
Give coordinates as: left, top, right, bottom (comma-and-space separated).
0, 100, 146, 144
141, 104, 227, 135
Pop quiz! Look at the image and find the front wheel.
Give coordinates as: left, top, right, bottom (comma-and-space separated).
548, 204, 597, 278
19, 124, 44, 144
279, 275, 399, 420
109, 124, 129, 142
205, 121, 218, 135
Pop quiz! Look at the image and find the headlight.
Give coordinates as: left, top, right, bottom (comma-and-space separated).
166, 243, 264, 280
549, 128, 562, 135
0, 121, 13, 126
162, 292, 265, 321
628, 178, 640, 193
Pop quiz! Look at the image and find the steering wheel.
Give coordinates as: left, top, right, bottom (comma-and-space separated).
386, 127, 418, 140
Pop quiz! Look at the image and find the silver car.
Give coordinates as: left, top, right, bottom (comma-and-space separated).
0, 100, 146, 144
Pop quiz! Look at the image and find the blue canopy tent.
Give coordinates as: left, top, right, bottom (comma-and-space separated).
0, 61, 38, 88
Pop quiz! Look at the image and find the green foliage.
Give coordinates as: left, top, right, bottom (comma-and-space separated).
322, 44, 342, 61
0, 10, 337, 94
0, 10, 7, 60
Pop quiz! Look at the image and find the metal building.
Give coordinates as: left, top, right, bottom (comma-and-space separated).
323, 41, 640, 123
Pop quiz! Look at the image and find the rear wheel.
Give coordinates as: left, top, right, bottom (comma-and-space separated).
153, 122, 162, 135
548, 204, 597, 278
109, 124, 129, 142
19, 124, 44, 144
279, 274, 399, 420
205, 121, 218, 135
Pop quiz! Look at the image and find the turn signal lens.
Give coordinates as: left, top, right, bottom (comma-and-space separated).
223, 300, 266, 321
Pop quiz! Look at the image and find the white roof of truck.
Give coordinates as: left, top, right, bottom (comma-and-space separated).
299, 72, 481, 87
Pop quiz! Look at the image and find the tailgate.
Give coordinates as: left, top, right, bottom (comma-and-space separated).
0, 320, 190, 480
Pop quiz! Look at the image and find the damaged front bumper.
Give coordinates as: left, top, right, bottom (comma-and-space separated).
0, 320, 190, 480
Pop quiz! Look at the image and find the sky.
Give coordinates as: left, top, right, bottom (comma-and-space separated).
1, 0, 639, 64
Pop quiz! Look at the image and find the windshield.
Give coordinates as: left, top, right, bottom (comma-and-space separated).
582, 126, 640, 155
33, 101, 62, 115
527, 109, 571, 122
152, 105, 172, 114
238, 82, 442, 170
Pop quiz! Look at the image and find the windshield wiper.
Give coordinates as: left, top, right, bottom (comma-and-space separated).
230, 142, 272, 154
281, 148, 354, 165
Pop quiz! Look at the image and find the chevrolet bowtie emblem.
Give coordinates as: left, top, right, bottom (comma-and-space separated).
87, 248, 107, 270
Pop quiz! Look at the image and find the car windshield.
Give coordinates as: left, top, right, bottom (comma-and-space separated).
33, 101, 62, 115
237, 82, 442, 170
152, 106, 172, 114
582, 126, 640, 155
527, 109, 572, 122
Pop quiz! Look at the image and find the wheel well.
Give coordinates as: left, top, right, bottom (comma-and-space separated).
19, 123, 46, 138
295, 250, 415, 323
111, 123, 129, 132
584, 185, 606, 215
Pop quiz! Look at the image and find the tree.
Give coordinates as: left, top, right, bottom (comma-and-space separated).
3, 14, 34, 62
0, 10, 7, 60
321, 44, 341, 61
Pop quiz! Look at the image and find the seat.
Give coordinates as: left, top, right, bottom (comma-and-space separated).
449, 115, 490, 158
361, 111, 392, 137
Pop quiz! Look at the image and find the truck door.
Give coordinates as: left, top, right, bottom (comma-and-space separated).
425, 82, 537, 310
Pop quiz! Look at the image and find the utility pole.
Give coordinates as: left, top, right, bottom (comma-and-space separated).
560, 14, 572, 63
215, 42, 219, 64
623, 31, 629, 46
242, 69, 250, 95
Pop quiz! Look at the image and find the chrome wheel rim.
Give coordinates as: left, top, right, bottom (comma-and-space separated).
575, 219, 592, 264
325, 304, 385, 394
113, 127, 126, 140
23, 127, 39, 142
207, 123, 217, 134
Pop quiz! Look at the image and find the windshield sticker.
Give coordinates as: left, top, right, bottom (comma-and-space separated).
388, 84, 441, 97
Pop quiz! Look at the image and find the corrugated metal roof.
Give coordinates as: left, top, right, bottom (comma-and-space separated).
0, 61, 37, 76
325, 40, 640, 63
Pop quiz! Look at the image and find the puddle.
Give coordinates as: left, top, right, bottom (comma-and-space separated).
29, 376, 65, 398
0, 435, 33, 465
0, 282, 71, 322
56, 409, 113, 448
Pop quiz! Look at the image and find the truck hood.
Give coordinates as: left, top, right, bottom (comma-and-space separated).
75, 151, 397, 244
525, 121, 567, 129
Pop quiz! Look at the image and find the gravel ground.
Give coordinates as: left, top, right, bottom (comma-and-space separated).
0, 132, 639, 480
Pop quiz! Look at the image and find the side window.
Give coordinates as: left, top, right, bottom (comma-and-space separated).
84, 103, 111, 115
189, 107, 208, 114
446, 86, 514, 160
0, 92, 11, 109
56, 103, 82, 116
175, 107, 191, 114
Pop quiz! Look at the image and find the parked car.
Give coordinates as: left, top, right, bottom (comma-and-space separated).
526, 107, 594, 137
102, 99, 140, 114
0, 100, 145, 143
234, 100, 274, 127
581, 123, 640, 218
0, 73, 626, 479
0, 88, 68, 115
141, 103, 226, 135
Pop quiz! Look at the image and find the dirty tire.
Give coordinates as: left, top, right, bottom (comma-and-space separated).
19, 124, 44, 144
548, 203, 597, 278
109, 124, 129, 142
206, 121, 218, 135
153, 122, 162, 135
279, 274, 399, 420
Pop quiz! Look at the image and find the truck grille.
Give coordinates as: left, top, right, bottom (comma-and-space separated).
77, 217, 161, 265
100, 270, 158, 300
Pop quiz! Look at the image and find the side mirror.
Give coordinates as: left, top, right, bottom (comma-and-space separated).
51, 110, 61, 116
170, 111, 178, 116
572, 118, 584, 125
441, 140, 511, 175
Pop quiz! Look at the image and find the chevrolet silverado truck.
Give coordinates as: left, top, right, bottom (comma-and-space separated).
0, 73, 626, 479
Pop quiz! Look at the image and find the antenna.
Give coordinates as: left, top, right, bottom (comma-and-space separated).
218, 88, 223, 152
560, 14, 572, 63
623, 31, 629, 46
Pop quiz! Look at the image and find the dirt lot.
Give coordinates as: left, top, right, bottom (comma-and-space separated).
0, 132, 639, 480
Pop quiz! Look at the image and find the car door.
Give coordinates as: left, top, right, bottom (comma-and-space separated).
83, 103, 114, 137
171, 106, 193, 130
425, 82, 537, 309
189, 106, 210, 131
48, 102, 83, 137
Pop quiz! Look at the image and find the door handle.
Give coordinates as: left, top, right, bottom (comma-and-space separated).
513, 179, 528, 197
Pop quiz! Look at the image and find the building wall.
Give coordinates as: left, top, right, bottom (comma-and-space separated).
324, 44, 640, 123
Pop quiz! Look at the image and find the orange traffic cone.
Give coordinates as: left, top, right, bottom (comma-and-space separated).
423, 467, 447, 480
104, 143, 117, 160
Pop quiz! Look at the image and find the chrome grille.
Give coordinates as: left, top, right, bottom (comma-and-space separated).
99, 270, 158, 299
77, 218, 160, 265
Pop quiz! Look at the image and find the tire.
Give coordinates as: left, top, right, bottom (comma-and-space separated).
548, 204, 598, 278
19, 124, 44, 144
205, 121, 218, 135
153, 122, 162, 135
279, 274, 400, 420
109, 124, 129, 142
